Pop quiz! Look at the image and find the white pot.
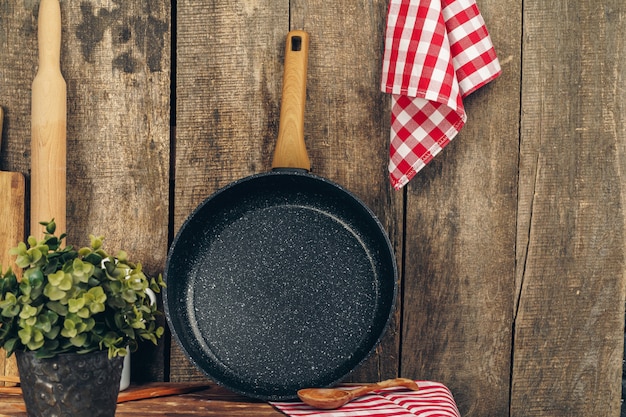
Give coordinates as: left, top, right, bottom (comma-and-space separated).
119, 288, 156, 391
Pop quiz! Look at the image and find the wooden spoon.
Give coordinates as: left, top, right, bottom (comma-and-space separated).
297, 378, 419, 409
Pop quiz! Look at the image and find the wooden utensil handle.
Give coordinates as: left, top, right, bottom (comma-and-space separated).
36, 0, 62, 69
0, 382, 212, 402
31, 0, 66, 237
271, 30, 311, 170
117, 383, 212, 403
348, 378, 419, 398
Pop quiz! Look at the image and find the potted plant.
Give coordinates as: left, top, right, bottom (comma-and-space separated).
0, 220, 166, 417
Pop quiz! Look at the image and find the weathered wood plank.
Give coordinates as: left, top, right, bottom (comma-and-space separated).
0, 1, 35, 176
511, 0, 626, 416
63, 0, 171, 383
0, 0, 38, 389
399, 0, 520, 415
0, 384, 286, 416
289, 0, 402, 382
117, 384, 284, 416
0, 0, 172, 384
171, 0, 289, 381
1, 1, 624, 415
62, 0, 172, 382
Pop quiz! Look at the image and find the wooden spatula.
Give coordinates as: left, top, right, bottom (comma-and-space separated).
0, 107, 25, 385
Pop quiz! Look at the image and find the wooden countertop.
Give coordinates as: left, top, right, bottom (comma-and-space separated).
0, 383, 287, 417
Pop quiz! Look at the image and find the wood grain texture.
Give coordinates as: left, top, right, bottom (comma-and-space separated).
62, 0, 171, 382
511, 0, 626, 415
0, 107, 25, 385
399, 0, 520, 415
0, 109, 25, 276
0, 171, 24, 384
0, 3, 33, 390
271, 30, 311, 170
0, 383, 285, 417
116, 384, 285, 416
30, 0, 67, 238
1, 1, 625, 415
0, 2, 35, 177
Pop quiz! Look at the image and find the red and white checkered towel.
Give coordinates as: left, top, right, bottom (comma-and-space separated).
381, 0, 501, 189
271, 380, 460, 417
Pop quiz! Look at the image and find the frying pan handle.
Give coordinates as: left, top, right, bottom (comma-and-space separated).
271, 30, 311, 171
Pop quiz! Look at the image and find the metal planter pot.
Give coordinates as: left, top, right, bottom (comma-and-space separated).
16, 350, 123, 417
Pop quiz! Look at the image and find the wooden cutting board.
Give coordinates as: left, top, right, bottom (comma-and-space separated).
0, 107, 25, 385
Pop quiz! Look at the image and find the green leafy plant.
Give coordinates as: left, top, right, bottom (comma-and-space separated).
0, 220, 165, 359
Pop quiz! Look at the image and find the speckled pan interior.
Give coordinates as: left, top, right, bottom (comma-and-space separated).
164, 170, 397, 401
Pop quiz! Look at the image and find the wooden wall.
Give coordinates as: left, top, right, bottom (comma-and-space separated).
0, 1, 624, 416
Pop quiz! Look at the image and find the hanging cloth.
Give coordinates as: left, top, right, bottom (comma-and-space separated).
381, 0, 502, 189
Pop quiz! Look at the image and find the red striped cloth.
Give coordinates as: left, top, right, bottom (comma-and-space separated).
381, 0, 501, 189
270, 380, 460, 417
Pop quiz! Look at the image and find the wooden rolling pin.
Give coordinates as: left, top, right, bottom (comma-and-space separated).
31, 0, 66, 238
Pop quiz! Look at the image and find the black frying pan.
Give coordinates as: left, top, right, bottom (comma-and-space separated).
164, 31, 397, 401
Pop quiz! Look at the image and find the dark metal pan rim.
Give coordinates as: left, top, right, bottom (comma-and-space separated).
164, 170, 397, 401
